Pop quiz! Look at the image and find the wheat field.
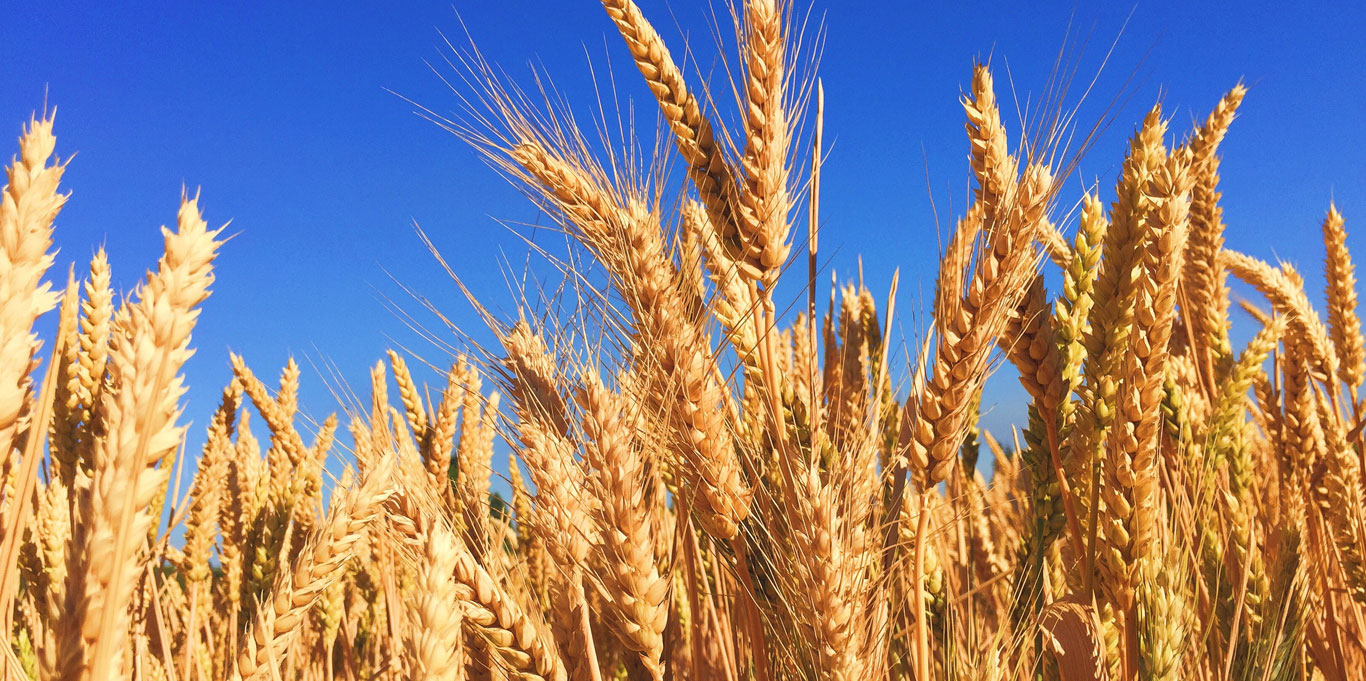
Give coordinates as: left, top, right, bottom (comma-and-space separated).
3, 1, 1363, 680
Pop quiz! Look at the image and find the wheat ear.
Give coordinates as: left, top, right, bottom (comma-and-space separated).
1322, 205, 1363, 395
499, 322, 603, 680
59, 193, 220, 681
1181, 85, 1245, 367
177, 381, 241, 678
1103, 147, 1193, 677
904, 66, 1055, 485
599, 0, 752, 274
0, 113, 65, 454
578, 372, 668, 680
236, 460, 393, 680
908, 162, 1053, 485
1222, 251, 1340, 384
62, 249, 113, 486
394, 500, 467, 681
738, 0, 793, 285
455, 531, 567, 681
1074, 107, 1167, 595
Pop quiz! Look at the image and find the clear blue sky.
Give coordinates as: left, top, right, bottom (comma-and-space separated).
3, 1, 1363, 477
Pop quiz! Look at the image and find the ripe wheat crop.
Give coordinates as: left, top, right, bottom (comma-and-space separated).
3, 2, 1363, 680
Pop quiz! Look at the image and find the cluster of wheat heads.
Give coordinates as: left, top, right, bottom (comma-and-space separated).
4, 1, 1366, 681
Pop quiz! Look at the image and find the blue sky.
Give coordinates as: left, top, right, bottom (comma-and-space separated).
3, 1, 1363, 480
